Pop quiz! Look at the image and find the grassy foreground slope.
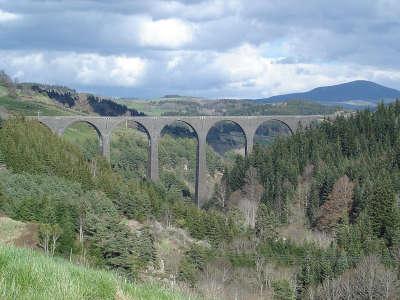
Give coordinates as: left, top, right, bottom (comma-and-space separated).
0, 244, 191, 300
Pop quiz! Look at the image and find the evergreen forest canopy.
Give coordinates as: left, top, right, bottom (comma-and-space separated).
224, 101, 400, 296
1, 101, 400, 298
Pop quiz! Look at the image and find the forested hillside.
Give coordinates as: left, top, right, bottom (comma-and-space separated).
118, 97, 341, 116
0, 117, 242, 299
223, 101, 400, 297
2, 103, 400, 298
3, 70, 400, 298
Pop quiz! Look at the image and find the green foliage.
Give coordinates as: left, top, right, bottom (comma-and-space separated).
367, 174, 400, 246
178, 244, 211, 286
0, 95, 73, 116
228, 102, 400, 228
111, 127, 149, 179
0, 244, 190, 300
122, 97, 340, 117
38, 223, 63, 255
272, 279, 295, 300
63, 122, 100, 161
224, 101, 400, 293
0, 117, 240, 282
171, 200, 241, 246
255, 203, 278, 242
0, 117, 93, 188
225, 155, 247, 191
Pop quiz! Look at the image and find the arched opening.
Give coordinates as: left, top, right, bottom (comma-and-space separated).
207, 120, 246, 161
110, 120, 150, 180
62, 121, 102, 161
205, 120, 246, 199
159, 121, 198, 198
254, 120, 292, 148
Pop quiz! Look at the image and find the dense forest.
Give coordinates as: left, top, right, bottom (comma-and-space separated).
223, 101, 400, 298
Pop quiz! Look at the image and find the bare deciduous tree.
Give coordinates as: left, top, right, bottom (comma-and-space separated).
229, 167, 263, 228
311, 256, 400, 299
315, 175, 355, 232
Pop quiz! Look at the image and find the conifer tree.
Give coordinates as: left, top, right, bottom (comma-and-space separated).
368, 173, 399, 246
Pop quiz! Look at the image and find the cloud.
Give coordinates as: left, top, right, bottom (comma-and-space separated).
147, 44, 400, 98
0, 0, 399, 97
138, 18, 194, 48
0, 51, 147, 87
209, 44, 400, 97
0, 8, 19, 22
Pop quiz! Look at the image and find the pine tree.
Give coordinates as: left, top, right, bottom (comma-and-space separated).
297, 253, 313, 293
255, 203, 277, 242
334, 249, 349, 275
368, 174, 399, 246
0, 148, 5, 167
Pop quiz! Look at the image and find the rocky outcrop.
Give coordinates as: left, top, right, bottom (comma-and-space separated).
21, 83, 145, 116
31, 84, 78, 108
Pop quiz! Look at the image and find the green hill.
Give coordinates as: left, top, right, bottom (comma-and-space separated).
117, 97, 342, 116
0, 243, 192, 300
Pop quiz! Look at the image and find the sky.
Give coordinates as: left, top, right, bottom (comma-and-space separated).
0, 0, 399, 99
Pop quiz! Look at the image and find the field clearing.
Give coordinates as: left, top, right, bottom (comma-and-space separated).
116, 100, 168, 116
0, 96, 81, 116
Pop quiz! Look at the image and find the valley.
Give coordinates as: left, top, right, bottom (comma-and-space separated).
1, 74, 400, 299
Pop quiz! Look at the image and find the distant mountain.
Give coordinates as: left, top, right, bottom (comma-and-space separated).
258, 80, 400, 107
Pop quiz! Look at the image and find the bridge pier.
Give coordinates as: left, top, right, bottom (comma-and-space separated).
243, 127, 255, 156
102, 134, 111, 162
148, 135, 159, 181
196, 133, 208, 208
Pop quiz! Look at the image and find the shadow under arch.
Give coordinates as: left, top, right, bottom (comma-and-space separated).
270, 119, 295, 135
254, 119, 292, 148
109, 119, 151, 180
111, 118, 151, 141
159, 119, 200, 199
62, 120, 103, 160
206, 119, 248, 157
161, 119, 199, 142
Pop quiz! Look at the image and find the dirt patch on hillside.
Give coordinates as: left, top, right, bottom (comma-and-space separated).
0, 216, 39, 248
13, 223, 39, 248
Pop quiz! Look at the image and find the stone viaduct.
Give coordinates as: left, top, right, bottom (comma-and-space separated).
36, 115, 329, 206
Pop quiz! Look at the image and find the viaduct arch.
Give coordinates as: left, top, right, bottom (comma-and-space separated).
36, 115, 329, 207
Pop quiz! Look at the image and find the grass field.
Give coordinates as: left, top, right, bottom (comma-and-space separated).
0, 86, 8, 97
0, 95, 82, 116
116, 99, 168, 116
0, 83, 87, 117
0, 244, 195, 300
0, 96, 67, 116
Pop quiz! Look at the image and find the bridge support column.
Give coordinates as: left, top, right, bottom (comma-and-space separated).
196, 133, 208, 208
102, 134, 111, 162
242, 126, 256, 156
245, 132, 254, 156
56, 128, 64, 136
148, 135, 159, 181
